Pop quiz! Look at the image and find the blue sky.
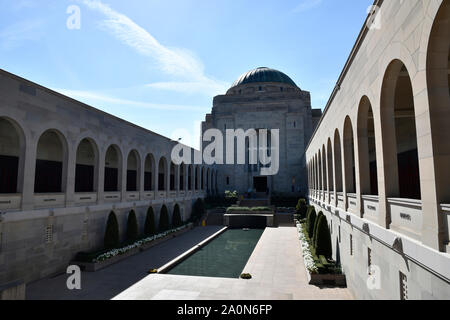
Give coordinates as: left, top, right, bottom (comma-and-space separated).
0, 0, 372, 148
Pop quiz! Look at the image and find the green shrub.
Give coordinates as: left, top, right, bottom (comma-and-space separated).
172, 205, 182, 227
144, 207, 156, 236
306, 207, 317, 239
296, 199, 308, 219
240, 273, 252, 280
306, 206, 314, 221
312, 211, 324, 248
315, 215, 332, 259
226, 207, 273, 214
159, 205, 170, 231
126, 210, 139, 242
190, 198, 205, 223
104, 211, 120, 250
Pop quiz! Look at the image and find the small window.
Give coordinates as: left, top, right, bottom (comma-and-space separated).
258, 86, 262, 91
399, 272, 408, 300
226, 177, 230, 185
350, 234, 353, 256
224, 123, 227, 130
280, 87, 283, 92
239, 89, 242, 94
294, 121, 296, 128
45, 225, 53, 244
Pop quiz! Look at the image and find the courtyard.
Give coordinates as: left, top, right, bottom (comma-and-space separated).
27, 226, 352, 300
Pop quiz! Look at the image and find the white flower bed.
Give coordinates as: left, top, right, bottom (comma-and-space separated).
296, 221, 318, 274
93, 223, 193, 263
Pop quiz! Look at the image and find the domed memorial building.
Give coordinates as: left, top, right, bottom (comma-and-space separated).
202, 67, 322, 196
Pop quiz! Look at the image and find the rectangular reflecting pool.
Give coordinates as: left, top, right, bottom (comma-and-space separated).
166, 229, 264, 279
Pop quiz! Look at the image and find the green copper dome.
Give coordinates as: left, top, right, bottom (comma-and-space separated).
231, 67, 298, 89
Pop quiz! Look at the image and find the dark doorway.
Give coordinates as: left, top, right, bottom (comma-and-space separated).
253, 177, 268, 193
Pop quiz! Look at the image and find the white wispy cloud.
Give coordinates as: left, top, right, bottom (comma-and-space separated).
79, 0, 228, 95
53, 88, 208, 112
0, 19, 45, 50
293, 0, 323, 13
146, 80, 228, 96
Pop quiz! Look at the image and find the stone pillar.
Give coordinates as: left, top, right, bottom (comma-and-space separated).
65, 143, 76, 207
21, 141, 37, 211
139, 155, 145, 200
97, 148, 105, 204
351, 124, 362, 217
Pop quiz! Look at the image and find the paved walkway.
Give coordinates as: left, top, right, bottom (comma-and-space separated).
26, 226, 224, 300
113, 227, 353, 300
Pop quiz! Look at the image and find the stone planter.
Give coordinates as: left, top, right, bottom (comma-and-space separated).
75, 247, 141, 272
72, 224, 194, 272
300, 246, 346, 287
307, 272, 347, 286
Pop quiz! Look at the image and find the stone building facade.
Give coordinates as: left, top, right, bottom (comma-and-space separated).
202, 67, 322, 196
0, 69, 216, 287
306, 0, 450, 299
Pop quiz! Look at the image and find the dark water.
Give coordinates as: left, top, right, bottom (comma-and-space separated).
167, 229, 264, 278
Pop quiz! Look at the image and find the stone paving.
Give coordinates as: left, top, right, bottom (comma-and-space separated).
113, 227, 353, 300
27, 226, 353, 300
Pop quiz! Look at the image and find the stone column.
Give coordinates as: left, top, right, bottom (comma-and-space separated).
65, 143, 76, 207
21, 141, 37, 211
97, 148, 105, 204
139, 155, 145, 200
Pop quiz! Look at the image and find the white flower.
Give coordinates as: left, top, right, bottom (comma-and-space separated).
92, 224, 192, 263
296, 221, 318, 274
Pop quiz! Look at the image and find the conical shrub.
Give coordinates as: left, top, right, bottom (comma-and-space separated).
126, 210, 139, 242
307, 207, 317, 239
190, 198, 205, 223
104, 211, 120, 250
172, 205, 182, 227
296, 199, 307, 219
312, 211, 324, 247
144, 207, 156, 236
159, 205, 170, 231
315, 215, 332, 259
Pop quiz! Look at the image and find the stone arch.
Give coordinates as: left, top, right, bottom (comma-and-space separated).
34, 129, 68, 193
104, 144, 122, 192
195, 166, 199, 190
144, 153, 155, 191
380, 59, 421, 199
170, 161, 176, 191
201, 167, 205, 190
343, 116, 356, 194
158, 157, 168, 191
180, 163, 185, 191
322, 145, 327, 193
334, 129, 343, 192
75, 138, 99, 193
357, 96, 378, 195
188, 165, 193, 191
126, 149, 140, 192
0, 116, 25, 193
327, 138, 334, 193
426, 1, 450, 203
206, 168, 210, 192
